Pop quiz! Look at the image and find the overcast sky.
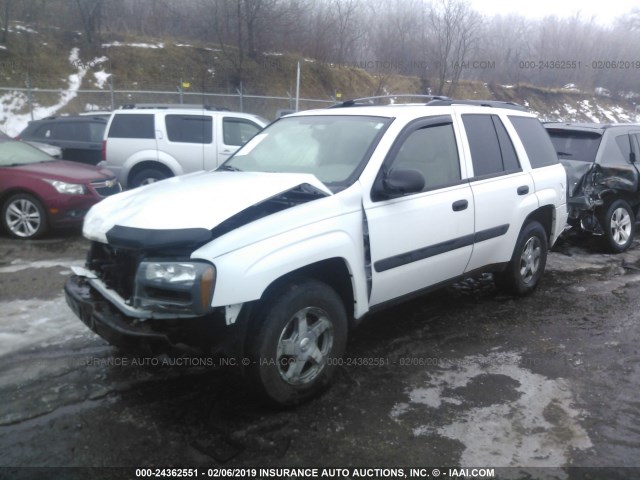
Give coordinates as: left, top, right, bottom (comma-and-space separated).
469, 0, 637, 25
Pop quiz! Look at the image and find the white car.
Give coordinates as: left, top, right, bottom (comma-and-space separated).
65, 98, 567, 405
100, 105, 267, 188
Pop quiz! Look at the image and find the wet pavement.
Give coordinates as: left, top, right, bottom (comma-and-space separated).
1, 229, 640, 478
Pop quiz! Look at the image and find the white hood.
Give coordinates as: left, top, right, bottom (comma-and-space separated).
83, 171, 332, 243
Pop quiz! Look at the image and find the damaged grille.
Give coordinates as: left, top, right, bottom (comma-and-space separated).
87, 242, 142, 302
86, 240, 195, 302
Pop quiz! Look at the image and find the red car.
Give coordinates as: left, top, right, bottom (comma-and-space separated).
0, 138, 121, 239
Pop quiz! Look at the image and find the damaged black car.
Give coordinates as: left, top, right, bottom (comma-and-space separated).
545, 123, 640, 252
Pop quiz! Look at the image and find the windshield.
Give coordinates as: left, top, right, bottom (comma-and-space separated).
221, 115, 391, 189
547, 129, 602, 163
0, 140, 53, 167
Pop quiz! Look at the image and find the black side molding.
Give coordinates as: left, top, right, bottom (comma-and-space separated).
374, 224, 509, 273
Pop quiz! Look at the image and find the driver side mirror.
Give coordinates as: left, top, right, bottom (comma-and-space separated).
373, 168, 425, 200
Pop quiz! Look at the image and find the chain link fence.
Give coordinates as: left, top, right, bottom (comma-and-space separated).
0, 84, 337, 125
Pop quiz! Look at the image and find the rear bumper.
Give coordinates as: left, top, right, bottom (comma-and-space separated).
64, 275, 252, 357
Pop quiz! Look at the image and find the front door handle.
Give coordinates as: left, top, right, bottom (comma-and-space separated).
452, 199, 468, 211
517, 185, 529, 196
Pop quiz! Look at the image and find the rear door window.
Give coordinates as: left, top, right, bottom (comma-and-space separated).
462, 114, 520, 177
165, 115, 212, 144
109, 114, 155, 139
52, 122, 90, 141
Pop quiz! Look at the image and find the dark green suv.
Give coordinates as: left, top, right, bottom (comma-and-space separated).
545, 122, 640, 252
18, 115, 108, 165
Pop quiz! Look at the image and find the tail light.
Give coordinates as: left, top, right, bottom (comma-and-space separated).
102, 140, 106, 160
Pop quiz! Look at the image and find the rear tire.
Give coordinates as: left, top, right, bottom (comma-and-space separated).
495, 221, 548, 296
247, 279, 348, 406
600, 199, 635, 253
129, 168, 170, 188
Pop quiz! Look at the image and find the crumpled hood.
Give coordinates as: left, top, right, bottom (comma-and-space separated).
83, 171, 332, 243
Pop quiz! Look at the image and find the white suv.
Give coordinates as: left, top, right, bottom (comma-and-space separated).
101, 105, 267, 188
66, 98, 567, 405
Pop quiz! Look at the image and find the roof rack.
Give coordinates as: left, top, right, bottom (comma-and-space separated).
120, 103, 231, 111
331, 94, 451, 108
426, 99, 528, 111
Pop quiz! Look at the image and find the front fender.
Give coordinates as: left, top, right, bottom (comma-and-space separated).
199, 220, 370, 320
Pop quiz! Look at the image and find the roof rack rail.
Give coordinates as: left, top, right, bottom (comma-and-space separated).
120, 103, 231, 111
426, 99, 528, 111
331, 94, 451, 108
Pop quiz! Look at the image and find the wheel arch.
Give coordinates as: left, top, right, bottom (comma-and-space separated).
523, 204, 555, 243
257, 257, 355, 325
0, 188, 49, 218
127, 161, 174, 186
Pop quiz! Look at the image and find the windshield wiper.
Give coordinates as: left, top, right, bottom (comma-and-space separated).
556, 151, 573, 157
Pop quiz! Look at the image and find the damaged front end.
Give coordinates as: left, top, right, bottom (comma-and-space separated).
65, 179, 332, 357
563, 161, 639, 234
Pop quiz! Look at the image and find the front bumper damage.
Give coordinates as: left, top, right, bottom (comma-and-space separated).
64, 275, 252, 358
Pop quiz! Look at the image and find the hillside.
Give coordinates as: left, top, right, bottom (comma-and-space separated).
0, 24, 638, 135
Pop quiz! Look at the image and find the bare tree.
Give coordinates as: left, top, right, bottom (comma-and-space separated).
427, 0, 483, 96
75, 0, 104, 43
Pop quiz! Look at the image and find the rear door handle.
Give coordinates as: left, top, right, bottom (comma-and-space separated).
452, 199, 468, 211
517, 185, 529, 196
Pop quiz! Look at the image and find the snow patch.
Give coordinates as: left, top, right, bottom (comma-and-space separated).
391, 351, 592, 469
0, 48, 107, 135
0, 297, 95, 358
0, 258, 83, 274
101, 41, 164, 49
93, 70, 111, 89
14, 24, 38, 34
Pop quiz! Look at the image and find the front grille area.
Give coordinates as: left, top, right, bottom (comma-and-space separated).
90, 178, 122, 197
87, 242, 142, 301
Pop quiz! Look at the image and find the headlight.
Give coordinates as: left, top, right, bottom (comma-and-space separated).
44, 179, 86, 195
143, 262, 198, 285
134, 260, 216, 315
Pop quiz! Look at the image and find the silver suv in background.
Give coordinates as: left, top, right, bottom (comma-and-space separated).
101, 105, 267, 188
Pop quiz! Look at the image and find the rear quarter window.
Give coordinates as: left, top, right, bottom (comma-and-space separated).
108, 114, 155, 139
509, 116, 559, 168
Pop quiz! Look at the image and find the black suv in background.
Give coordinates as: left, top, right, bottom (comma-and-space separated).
18, 115, 108, 165
545, 122, 640, 252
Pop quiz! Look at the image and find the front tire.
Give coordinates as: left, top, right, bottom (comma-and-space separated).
247, 279, 348, 406
495, 220, 548, 296
2, 193, 48, 239
600, 199, 635, 253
